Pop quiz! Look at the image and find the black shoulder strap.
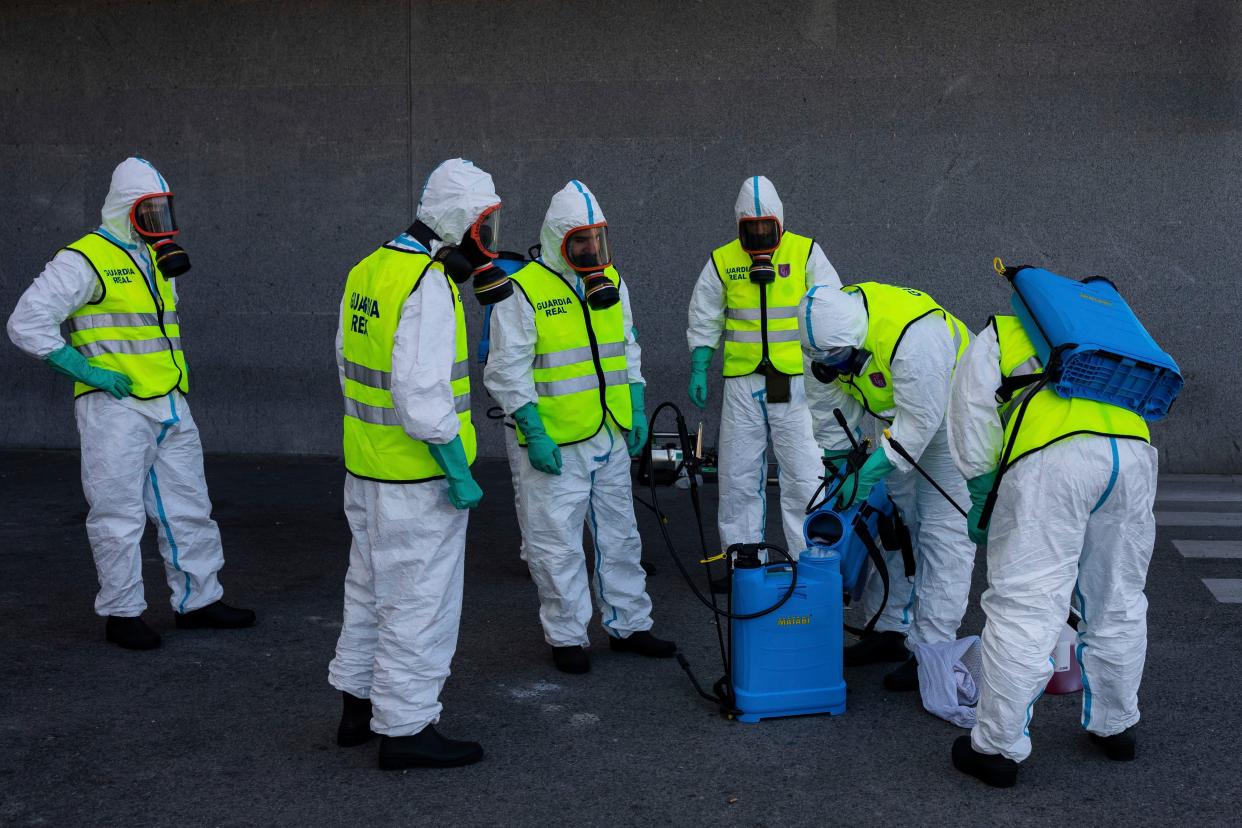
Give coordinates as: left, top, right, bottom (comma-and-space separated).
896, 518, 915, 578
844, 514, 890, 638
995, 372, 1043, 405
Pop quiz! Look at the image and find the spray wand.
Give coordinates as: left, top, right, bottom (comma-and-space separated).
880, 428, 969, 518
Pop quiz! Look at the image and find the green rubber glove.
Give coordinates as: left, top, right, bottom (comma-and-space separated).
835, 448, 896, 509
513, 402, 562, 475
688, 346, 713, 410
427, 436, 483, 510
966, 471, 997, 545
45, 345, 132, 399
626, 383, 648, 457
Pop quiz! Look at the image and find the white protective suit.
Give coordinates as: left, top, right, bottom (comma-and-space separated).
6, 157, 225, 617
502, 423, 530, 564
483, 181, 656, 647
686, 176, 841, 558
327, 158, 495, 737
801, 288, 974, 647
948, 324, 1158, 762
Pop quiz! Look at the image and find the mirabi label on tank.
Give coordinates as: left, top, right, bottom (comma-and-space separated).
776, 614, 812, 627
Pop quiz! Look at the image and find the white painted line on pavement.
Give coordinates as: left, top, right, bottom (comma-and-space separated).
1157, 489, 1242, 503
1202, 579, 1242, 603
1173, 540, 1242, 559
1161, 475, 1242, 485
1155, 512, 1242, 527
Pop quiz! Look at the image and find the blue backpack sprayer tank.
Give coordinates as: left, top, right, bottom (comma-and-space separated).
979, 258, 1183, 528
641, 403, 918, 722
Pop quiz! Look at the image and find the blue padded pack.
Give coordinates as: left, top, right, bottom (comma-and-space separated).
1003, 262, 1183, 421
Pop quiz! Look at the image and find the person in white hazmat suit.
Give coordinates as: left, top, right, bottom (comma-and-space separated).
328, 158, 507, 770
484, 180, 676, 675
947, 312, 1157, 788
686, 176, 841, 581
6, 157, 255, 651
799, 283, 974, 692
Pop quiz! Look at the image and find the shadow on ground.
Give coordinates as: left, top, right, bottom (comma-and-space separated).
0, 451, 1238, 826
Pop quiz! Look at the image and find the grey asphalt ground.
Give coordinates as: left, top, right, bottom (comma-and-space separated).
1, 450, 1239, 826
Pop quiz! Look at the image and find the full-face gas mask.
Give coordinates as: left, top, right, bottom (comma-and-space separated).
561, 222, 618, 310
809, 346, 872, 383
411, 203, 513, 305
130, 192, 191, 277
738, 215, 782, 284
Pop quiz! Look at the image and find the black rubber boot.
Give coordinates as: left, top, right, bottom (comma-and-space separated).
552, 645, 590, 674
952, 735, 1019, 788
174, 600, 256, 630
608, 630, 677, 658
843, 630, 909, 666
337, 692, 375, 748
378, 725, 483, 770
883, 655, 920, 692
1089, 725, 1137, 761
710, 574, 731, 595
105, 615, 161, 650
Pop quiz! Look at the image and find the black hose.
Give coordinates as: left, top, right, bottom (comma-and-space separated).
804, 408, 867, 514
644, 401, 801, 624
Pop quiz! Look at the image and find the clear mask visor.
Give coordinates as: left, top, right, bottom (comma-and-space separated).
811, 346, 857, 370
472, 203, 501, 256
130, 193, 179, 238
739, 216, 781, 254
562, 223, 611, 272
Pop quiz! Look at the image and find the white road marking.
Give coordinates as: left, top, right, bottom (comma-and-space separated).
1173, 540, 1242, 559
1202, 579, 1242, 603
1155, 512, 1242, 527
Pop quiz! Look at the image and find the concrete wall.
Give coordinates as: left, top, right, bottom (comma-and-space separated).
1, 1, 1238, 471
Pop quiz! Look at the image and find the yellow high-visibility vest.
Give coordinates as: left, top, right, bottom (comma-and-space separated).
341, 243, 474, 482
713, 231, 812, 377
63, 232, 188, 398
831, 282, 970, 421
993, 315, 1148, 468
510, 261, 632, 446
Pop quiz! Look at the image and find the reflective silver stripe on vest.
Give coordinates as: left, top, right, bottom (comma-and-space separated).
1013, 356, 1042, 377
726, 306, 799, 321
999, 358, 1046, 428
950, 320, 965, 355
723, 328, 801, 344
344, 397, 401, 427
346, 359, 467, 389
67, 311, 180, 333
535, 369, 629, 397
455, 392, 471, 413
600, 368, 630, 388
533, 340, 625, 370
344, 359, 390, 390
76, 336, 182, 359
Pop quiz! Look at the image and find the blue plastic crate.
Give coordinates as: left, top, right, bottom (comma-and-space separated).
1009, 268, 1183, 421
1055, 348, 1183, 420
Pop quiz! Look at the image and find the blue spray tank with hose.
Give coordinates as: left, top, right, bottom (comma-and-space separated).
729, 544, 846, 722
643, 402, 848, 722
800, 409, 928, 637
